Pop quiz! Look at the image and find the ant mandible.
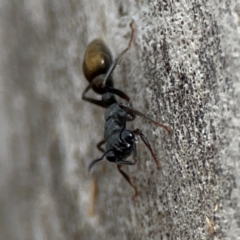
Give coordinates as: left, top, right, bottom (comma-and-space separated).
82, 22, 134, 108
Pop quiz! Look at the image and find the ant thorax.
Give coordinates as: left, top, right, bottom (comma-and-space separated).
104, 103, 128, 140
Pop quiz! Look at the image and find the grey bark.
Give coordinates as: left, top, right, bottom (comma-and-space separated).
0, 0, 240, 239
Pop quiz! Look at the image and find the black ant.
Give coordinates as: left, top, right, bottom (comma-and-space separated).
83, 22, 171, 199
82, 22, 134, 108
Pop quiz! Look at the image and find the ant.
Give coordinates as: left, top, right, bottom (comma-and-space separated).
82, 22, 134, 108
83, 22, 171, 198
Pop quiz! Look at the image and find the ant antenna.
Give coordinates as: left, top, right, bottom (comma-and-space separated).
88, 149, 114, 172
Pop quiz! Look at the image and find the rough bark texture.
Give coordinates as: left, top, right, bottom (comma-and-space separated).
0, 0, 240, 239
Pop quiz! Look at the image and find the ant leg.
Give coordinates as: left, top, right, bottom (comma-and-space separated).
82, 81, 130, 106
97, 139, 105, 153
117, 142, 138, 199
119, 103, 172, 135
116, 21, 135, 60
104, 86, 130, 102
82, 84, 107, 108
102, 21, 135, 87
82, 84, 91, 97
133, 128, 161, 170
117, 165, 138, 199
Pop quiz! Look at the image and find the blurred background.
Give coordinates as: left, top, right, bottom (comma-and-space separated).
1, 0, 240, 239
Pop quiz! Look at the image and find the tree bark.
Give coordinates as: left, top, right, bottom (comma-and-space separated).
0, 0, 240, 239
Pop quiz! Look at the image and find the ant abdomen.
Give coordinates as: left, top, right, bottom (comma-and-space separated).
82, 39, 113, 85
